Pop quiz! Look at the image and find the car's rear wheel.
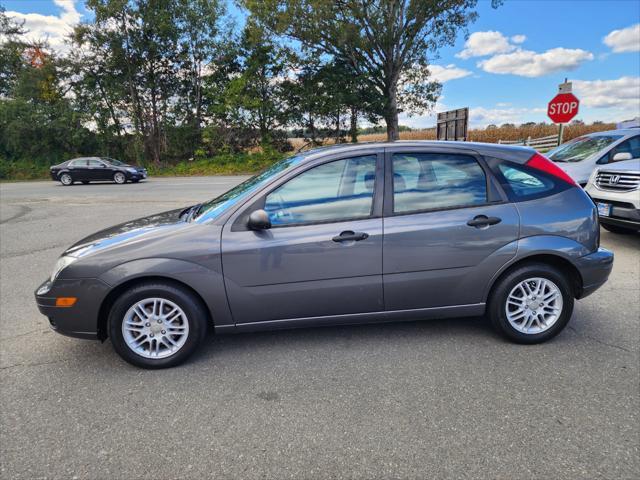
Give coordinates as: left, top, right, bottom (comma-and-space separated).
108, 282, 208, 368
602, 223, 637, 234
113, 172, 126, 184
488, 263, 574, 344
59, 173, 73, 186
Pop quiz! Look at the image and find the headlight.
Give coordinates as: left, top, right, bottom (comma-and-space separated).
50, 256, 77, 282
126, 167, 137, 173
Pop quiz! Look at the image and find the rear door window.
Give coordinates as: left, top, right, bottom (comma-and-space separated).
391, 153, 488, 213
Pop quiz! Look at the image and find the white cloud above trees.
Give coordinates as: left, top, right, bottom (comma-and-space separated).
603, 23, 640, 53
4, 0, 82, 54
574, 76, 640, 110
457, 30, 594, 78
428, 64, 472, 83
478, 48, 594, 77
456, 31, 515, 59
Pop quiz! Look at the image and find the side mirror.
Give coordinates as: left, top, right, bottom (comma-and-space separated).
248, 209, 271, 230
612, 152, 632, 162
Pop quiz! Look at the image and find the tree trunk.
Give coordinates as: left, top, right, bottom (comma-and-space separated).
349, 106, 358, 143
385, 84, 400, 141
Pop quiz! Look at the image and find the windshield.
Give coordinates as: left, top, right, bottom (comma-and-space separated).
547, 135, 623, 162
102, 157, 126, 166
193, 155, 302, 222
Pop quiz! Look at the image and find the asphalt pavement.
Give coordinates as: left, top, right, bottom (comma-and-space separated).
1, 177, 638, 479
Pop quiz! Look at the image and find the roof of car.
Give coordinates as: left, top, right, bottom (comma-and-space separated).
299, 140, 536, 164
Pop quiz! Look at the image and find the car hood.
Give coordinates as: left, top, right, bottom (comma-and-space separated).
64, 207, 190, 258
553, 160, 595, 182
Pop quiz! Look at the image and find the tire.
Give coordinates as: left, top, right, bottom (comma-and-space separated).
113, 172, 127, 184
488, 263, 574, 344
108, 282, 209, 369
82, 181, 90, 185
59, 173, 73, 186
601, 223, 637, 234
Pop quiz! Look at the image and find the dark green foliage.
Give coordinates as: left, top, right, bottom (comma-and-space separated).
0, 1, 500, 179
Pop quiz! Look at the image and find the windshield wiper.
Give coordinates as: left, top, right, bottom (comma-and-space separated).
181, 204, 201, 222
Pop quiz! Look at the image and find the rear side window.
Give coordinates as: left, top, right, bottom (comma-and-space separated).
392, 153, 487, 213
497, 162, 555, 199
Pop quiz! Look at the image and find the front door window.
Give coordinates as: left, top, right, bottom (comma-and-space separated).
264, 155, 378, 226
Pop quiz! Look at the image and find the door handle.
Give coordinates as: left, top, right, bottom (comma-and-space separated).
332, 231, 369, 242
467, 215, 502, 228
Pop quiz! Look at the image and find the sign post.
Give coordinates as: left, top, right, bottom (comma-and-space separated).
436, 108, 469, 141
547, 79, 579, 146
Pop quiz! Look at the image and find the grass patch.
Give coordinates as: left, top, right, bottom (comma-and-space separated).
0, 160, 51, 181
147, 150, 285, 177
1, 150, 287, 181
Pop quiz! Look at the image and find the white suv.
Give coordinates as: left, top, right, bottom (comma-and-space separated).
585, 158, 640, 234
548, 129, 640, 186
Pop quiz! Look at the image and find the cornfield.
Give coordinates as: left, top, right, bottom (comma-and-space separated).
290, 122, 616, 150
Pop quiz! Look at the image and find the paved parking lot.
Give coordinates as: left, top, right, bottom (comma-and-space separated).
1, 177, 638, 479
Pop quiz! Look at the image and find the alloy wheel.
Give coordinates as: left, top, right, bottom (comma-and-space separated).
505, 277, 563, 334
114, 172, 126, 184
60, 173, 72, 185
121, 297, 190, 359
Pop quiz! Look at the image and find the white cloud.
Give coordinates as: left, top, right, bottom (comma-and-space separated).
469, 106, 545, 128
478, 48, 594, 77
5, 0, 82, 54
428, 64, 472, 83
511, 35, 526, 44
456, 31, 515, 59
603, 23, 640, 53
573, 76, 640, 109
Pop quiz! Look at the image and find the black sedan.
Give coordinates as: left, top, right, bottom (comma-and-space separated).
50, 157, 147, 185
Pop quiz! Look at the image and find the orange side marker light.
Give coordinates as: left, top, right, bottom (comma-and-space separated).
55, 297, 77, 307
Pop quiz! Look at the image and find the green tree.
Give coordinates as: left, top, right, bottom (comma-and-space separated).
224, 20, 295, 147
242, 0, 498, 141
0, 7, 27, 97
72, 0, 226, 164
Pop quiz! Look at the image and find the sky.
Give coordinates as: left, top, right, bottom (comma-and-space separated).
3, 0, 640, 129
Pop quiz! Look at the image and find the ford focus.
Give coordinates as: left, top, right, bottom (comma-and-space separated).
35, 142, 614, 368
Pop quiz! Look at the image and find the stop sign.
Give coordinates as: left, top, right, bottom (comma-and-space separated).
547, 93, 579, 123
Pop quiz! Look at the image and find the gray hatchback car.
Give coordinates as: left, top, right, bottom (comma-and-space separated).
35, 142, 614, 368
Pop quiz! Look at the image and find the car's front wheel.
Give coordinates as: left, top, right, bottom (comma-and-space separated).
108, 282, 208, 368
59, 173, 73, 186
488, 263, 574, 344
113, 172, 127, 184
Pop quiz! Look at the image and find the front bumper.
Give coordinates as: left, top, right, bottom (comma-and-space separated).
573, 247, 614, 299
125, 169, 147, 181
34, 278, 111, 340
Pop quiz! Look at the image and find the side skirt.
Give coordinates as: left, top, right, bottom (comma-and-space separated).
214, 303, 485, 334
